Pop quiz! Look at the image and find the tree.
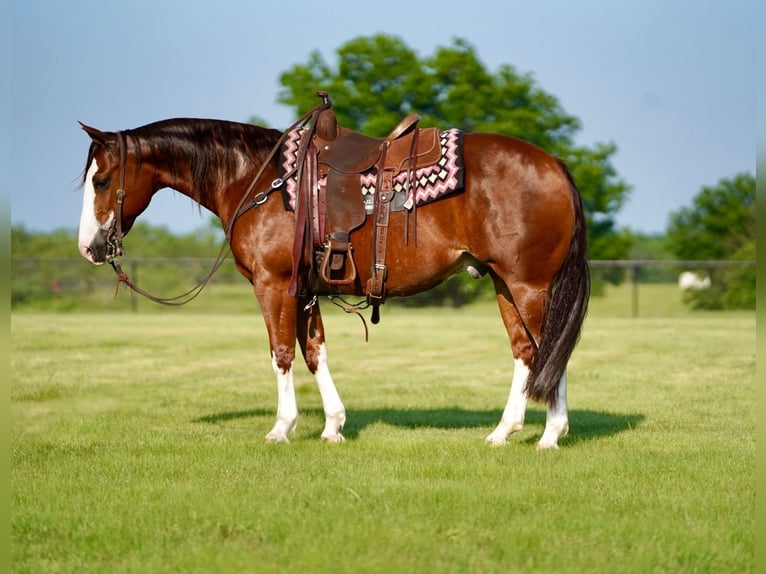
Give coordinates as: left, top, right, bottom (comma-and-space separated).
278, 35, 632, 264
666, 173, 755, 309
11, 224, 80, 258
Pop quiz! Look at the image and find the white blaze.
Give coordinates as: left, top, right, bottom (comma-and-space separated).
78, 159, 112, 264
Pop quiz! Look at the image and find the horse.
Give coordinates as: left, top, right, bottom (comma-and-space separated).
77, 109, 589, 450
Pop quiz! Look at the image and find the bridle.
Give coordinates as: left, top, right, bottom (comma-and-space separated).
104, 128, 276, 307
104, 99, 331, 306
105, 131, 128, 262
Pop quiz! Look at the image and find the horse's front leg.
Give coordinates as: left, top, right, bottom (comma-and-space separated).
297, 298, 346, 442
257, 283, 300, 443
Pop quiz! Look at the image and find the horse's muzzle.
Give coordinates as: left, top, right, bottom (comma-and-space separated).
80, 228, 110, 265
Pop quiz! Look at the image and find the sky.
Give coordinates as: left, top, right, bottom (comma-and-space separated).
5, 0, 756, 236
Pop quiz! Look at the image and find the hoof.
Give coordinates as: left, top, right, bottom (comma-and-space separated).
537, 422, 567, 450
320, 412, 346, 444
485, 435, 508, 447
265, 432, 291, 444
321, 433, 345, 444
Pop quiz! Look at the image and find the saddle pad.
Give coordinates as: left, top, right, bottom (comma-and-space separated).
279, 127, 465, 212
359, 129, 464, 204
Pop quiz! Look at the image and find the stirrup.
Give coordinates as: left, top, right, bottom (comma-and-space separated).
319, 235, 357, 286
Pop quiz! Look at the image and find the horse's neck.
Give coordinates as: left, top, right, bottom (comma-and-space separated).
140, 163, 206, 215
141, 152, 222, 218
136, 126, 278, 226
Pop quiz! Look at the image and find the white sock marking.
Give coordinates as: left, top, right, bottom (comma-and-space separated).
486, 358, 529, 445
538, 373, 569, 450
265, 353, 297, 443
314, 343, 346, 441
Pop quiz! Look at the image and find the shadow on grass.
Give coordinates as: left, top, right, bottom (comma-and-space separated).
194, 407, 644, 445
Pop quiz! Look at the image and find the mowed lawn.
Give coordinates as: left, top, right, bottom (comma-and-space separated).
11, 286, 755, 573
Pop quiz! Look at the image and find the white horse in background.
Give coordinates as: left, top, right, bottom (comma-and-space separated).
678, 271, 711, 291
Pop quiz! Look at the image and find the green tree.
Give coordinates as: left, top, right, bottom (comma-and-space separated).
278, 35, 631, 261
666, 173, 755, 309
277, 35, 631, 305
11, 224, 79, 258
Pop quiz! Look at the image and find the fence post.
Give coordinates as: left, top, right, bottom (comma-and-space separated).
631, 263, 639, 318
130, 260, 138, 313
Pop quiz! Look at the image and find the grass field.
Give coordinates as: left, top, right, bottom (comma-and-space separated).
11, 285, 756, 573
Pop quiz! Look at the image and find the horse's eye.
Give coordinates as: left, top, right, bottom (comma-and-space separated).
93, 177, 110, 190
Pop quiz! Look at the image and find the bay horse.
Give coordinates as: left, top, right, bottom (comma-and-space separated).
77, 110, 589, 449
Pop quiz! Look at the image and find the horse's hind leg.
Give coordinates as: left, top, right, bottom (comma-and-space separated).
485, 280, 533, 445
297, 298, 346, 442
537, 372, 568, 450
485, 277, 569, 449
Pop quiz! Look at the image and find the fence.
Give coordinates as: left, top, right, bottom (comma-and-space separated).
12, 257, 247, 314
12, 257, 755, 316
588, 259, 755, 317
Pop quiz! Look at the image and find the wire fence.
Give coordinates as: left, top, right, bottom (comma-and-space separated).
12, 257, 755, 316
588, 259, 755, 317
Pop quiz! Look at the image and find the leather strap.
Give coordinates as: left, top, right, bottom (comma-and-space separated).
312, 171, 326, 249
365, 145, 391, 320
365, 127, 421, 323
403, 129, 419, 245
289, 138, 317, 296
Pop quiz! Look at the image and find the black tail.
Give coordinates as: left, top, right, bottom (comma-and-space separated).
524, 162, 590, 406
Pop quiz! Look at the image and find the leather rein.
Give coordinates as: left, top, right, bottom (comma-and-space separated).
106, 101, 330, 306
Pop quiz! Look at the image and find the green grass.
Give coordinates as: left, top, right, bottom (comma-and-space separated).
11, 292, 755, 573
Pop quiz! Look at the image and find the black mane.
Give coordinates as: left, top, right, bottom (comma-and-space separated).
131, 118, 283, 204
85, 118, 284, 204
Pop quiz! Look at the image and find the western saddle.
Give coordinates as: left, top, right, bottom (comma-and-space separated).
288, 92, 442, 322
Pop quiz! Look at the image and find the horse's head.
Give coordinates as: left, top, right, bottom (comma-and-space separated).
78, 123, 152, 265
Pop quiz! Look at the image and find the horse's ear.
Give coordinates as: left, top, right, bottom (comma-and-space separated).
79, 121, 110, 147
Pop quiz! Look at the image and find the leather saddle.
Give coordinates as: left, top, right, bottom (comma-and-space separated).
289, 92, 442, 320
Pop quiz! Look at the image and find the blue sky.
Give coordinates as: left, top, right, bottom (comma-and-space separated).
6, 0, 755, 235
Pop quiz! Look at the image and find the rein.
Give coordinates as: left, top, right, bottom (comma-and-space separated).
107, 100, 331, 306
